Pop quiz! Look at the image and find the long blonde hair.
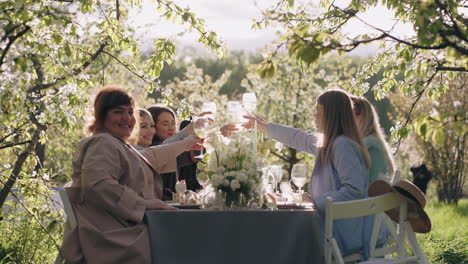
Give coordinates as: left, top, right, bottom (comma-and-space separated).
351, 96, 395, 177
317, 89, 371, 168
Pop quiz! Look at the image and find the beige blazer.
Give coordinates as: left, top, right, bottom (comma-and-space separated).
60, 132, 195, 264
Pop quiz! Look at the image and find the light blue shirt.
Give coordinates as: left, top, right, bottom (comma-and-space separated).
267, 123, 371, 257
364, 135, 390, 183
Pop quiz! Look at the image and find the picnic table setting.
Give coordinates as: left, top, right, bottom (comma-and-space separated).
161, 93, 314, 211
143, 93, 323, 264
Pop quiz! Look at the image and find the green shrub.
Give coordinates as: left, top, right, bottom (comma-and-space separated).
0, 175, 64, 264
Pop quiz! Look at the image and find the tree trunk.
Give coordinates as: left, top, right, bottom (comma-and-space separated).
0, 128, 42, 210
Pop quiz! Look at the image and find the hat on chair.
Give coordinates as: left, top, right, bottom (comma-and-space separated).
368, 179, 431, 233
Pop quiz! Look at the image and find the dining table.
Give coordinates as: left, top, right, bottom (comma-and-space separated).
144, 207, 324, 264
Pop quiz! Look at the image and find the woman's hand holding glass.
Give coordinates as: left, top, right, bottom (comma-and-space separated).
242, 115, 268, 132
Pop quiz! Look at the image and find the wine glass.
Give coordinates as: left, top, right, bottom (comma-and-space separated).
192, 116, 211, 139
196, 172, 210, 206
242, 93, 257, 114
192, 116, 212, 160
201, 101, 217, 120
291, 164, 307, 193
226, 101, 244, 134
269, 165, 283, 194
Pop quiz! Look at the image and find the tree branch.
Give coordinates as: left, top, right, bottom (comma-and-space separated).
435, 66, 467, 72
0, 24, 31, 68
0, 122, 28, 144
331, 5, 458, 51
116, 0, 120, 20
393, 71, 439, 154
270, 149, 290, 162
102, 50, 150, 84
0, 128, 42, 210
0, 141, 32, 150
27, 41, 108, 93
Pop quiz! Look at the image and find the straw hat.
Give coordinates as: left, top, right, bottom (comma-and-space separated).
368, 179, 431, 233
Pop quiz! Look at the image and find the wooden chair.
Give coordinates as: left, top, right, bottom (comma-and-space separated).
324, 192, 429, 264
55, 188, 77, 264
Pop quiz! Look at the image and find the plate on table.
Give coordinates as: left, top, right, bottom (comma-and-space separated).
165, 202, 201, 209
277, 202, 314, 210
174, 204, 202, 209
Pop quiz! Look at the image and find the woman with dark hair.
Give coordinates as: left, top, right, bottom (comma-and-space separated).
146, 104, 238, 198
244, 89, 374, 257
146, 104, 194, 199
60, 86, 201, 264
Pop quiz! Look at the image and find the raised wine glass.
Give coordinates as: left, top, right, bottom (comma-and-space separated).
201, 101, 217, 120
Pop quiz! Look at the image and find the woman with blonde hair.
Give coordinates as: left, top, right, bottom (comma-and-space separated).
244, 89, 372, 257
351, 96, 396, 183
128, 107, 156, 150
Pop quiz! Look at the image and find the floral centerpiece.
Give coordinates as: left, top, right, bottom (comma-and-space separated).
198, 130, 263, 209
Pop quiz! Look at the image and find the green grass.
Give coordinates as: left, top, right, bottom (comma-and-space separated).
416, 199, 468, 264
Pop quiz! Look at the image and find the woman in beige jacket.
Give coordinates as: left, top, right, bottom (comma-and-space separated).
60, 87, 201, 264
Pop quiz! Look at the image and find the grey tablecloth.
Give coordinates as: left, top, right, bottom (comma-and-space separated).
144, 209, 323, 264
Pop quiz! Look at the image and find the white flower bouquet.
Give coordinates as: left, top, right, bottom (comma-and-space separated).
198, 130, 263, 208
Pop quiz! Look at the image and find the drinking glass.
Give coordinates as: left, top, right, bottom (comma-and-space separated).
192, 116, 212, 160
201, 101, 217, 120
226, 101, 244, 134
242, 93, 257, 114
291, 164, 307, 193
196, 172, 210, 205
192, 116, 211, 139
269, 165, 283, 194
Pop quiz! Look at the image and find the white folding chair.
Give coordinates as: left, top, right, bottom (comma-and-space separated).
324, 192, 429, 264
55, 188, 78, 264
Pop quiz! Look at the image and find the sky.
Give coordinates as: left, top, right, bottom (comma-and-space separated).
128, 0, 415, 56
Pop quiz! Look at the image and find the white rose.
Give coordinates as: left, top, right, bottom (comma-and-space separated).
230, 179, 241, 191
210, 174, 220, 185
223, 179, 230, 187
217, 167, 226, 174
249, 179, 256, 186
236, 172, 248, 183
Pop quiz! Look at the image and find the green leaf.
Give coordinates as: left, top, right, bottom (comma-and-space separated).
398, 126, 409, 139
52, 34, 62, 44
432, 128, 445, 145
418, 121, 427, 137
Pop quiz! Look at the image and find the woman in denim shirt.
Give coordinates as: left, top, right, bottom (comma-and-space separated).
245, 89, 372, 256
